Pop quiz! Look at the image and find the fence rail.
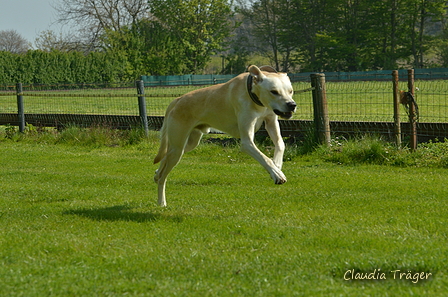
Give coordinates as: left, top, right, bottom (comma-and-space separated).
1, 69, 448, 148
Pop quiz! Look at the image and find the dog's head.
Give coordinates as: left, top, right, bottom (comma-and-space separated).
248, 65, 296, 119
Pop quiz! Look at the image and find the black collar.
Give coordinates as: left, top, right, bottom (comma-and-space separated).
246, 74, 264, 107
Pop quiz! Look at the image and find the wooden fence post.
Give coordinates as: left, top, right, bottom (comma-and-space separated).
407, 69, 417, 151
392, 70, 401, 148
16, 83, 25, 133
310, 73, 330, 146
136, 80, 149, 136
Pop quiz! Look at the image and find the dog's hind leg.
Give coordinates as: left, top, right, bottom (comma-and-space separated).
154, 123, 194, 206
155, 147, 184, 206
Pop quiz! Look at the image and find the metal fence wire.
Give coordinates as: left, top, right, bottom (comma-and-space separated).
19, 82, 140, 116
414, 80, 448, 123
326, 81, 394, 122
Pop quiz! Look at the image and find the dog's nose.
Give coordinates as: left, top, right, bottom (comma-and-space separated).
286, 101, 297, 112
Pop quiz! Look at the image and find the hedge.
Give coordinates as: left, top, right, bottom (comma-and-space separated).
0, 50, 130, 85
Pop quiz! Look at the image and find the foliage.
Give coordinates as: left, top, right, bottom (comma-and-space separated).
0, 30, 29, 54
3, 124, 16, 139
34, 30, 86, 52
56, 125, 150, 147
0, 125, 151, 148
221, 51, 250, 75
3, 0, 448, 79
102, 20, 189, 77
0, 50, 128, 85
241, 0, 448, 72
150, 0, 235, 74
1, 0, 235, 82
53, 0, 235, 75
316, 136, 448, 168
53, 0, 148, 49
2, 125, 448, 169
415, 139, 448, 167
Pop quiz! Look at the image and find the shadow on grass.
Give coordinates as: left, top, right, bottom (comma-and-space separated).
64, 205, 183, 223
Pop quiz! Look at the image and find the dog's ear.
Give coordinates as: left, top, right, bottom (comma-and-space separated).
248, 65, 266, 84
259, 65, 278, 73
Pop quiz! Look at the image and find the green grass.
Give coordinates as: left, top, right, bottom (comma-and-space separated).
1, 130, 448, 296
315, 135, 448, 167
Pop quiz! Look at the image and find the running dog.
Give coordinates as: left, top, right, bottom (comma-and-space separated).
153, 65, 296, 206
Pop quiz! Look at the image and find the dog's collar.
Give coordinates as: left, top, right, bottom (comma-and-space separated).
247, 74, 264, 107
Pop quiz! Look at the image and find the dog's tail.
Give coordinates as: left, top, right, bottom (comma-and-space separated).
153, 122, 168, 164
153, 99, 178, 164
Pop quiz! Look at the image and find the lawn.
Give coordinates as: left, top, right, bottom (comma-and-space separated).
0, 137, 447, 296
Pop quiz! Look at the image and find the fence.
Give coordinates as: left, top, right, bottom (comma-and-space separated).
1, 69, 448, 148
140, 68, 448, 85
0, 82, 145, 131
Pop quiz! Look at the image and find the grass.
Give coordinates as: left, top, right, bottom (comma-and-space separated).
1, 127, 448, 296
315, 135, 448, 167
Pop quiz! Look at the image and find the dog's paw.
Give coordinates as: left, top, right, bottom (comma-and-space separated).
275, 177, 287, 184
271, 169, 287, 184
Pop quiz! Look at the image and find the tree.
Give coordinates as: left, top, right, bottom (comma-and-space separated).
282, 0, 331, 72
150, 0, 235, 73
35, 30, 86, 52
403, 0, 447, 68
244, 0, 283, 70
54, 0, 149, 49
0, 30, 30, 53
240, 0, 448, 71
242, 0, 327, 72
218, 11, 250, 74
103, 19, 188, 77
54, 0, 234, 75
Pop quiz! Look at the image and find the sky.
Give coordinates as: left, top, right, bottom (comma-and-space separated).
0, 0, 66, 46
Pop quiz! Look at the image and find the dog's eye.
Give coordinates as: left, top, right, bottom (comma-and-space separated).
271, 90, 279, 95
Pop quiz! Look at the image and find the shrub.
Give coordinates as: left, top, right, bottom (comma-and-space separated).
316, 136, 448, 168
414, 139, 448, 168
316, 136, 393, 165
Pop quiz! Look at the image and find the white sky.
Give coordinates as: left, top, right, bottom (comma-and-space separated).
0, 0, 66, 46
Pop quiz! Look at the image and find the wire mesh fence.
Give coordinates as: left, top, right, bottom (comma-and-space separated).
0, 85, 15, 113
144, 85, 204, 116
2, 79, 447, 122
22, 82, 140, 116
0, 82, 146, 129
326, 81, 394, 122
1, 74, 448, 142
413, 80, 448, 123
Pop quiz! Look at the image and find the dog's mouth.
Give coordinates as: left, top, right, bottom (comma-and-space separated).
274, 109, 294, 119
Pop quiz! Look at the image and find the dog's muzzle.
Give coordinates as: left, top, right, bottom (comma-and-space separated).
274, 102, 297, 119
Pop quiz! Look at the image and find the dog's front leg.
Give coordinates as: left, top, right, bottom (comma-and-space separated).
239, 121, 287, 184
264, 116, 285, 170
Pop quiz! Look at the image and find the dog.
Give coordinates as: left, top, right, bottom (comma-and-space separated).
153, 65, 296, 206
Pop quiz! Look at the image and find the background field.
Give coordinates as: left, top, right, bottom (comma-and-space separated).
1, 79, 448, 123
1, 135, 447, 296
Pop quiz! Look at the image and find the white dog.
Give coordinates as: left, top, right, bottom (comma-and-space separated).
153, 65, 296, 206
